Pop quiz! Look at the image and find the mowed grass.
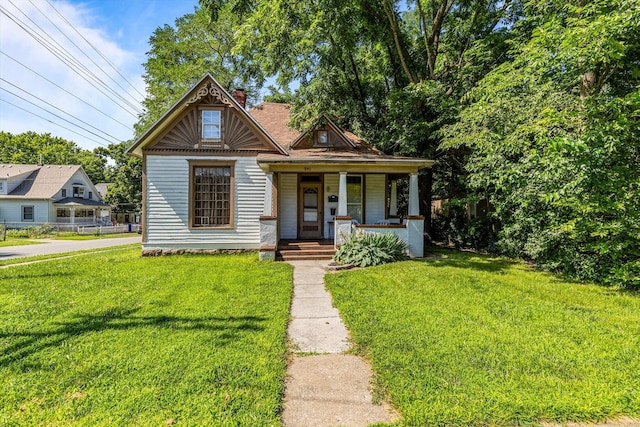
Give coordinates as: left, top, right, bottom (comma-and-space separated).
325, 250, 640, 426
0, 238, 43, 247
0, 249, 292, 426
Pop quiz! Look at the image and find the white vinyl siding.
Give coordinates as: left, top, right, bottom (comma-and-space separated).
365, 174, 386, 224
278, 173, 297, 239
324, 173, 339, 237
144, 155, 266, 249
0, 200, 51, 224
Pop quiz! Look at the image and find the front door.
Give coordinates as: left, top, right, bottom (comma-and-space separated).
298, 177, 323, 239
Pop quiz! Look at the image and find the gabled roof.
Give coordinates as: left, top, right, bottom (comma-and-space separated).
0, 164, 40, 179
0, 164, 101, 200
127, 74, 288, 157
248, 103, 300, 146
289, 116, 357, 150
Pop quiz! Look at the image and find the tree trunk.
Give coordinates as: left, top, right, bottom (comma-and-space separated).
419, 169, 433, 240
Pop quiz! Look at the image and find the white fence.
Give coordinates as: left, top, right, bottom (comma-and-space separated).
78, 224, 142, 235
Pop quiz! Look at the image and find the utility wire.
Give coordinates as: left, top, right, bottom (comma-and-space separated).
0, 51, 133, 131
45, 0, 145, 100
0, 4, 141, 116
0, 78, 121, 144
0, 98, 109, 147
29, 0, 142, 106
1, 86, 120, 146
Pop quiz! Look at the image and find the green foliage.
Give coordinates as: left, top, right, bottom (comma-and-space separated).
136, 6, 263, 136
0, 250, 292, 424
334, 230, 408, 267
442, 0, 640, 289
0, 131, 107, 183
325, 252, 640, 426
6, 224, 54, 239
96, 142, 142, 212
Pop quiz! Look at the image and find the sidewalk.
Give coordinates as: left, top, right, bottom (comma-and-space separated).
283, 260, 398, 427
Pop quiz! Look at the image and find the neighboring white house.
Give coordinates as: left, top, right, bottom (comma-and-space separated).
127, 74, 433, 260
0, 164, 111, 229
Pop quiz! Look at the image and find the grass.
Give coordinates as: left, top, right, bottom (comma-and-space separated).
0, 244, 140, 267
325, 249, 640, 426
0, 250, 293, 426
0, 238, 43, 247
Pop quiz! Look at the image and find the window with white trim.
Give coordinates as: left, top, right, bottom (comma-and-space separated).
22, 206, 34, 222
202, 110, 221, 140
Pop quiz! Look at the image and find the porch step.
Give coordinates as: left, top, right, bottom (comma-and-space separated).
276, 240, 336, 261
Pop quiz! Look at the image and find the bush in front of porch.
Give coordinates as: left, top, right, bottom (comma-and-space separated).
334, 230, 408, 267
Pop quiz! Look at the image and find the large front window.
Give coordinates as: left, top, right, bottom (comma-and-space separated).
190, 162, 234, 228
202, 110, 221, 140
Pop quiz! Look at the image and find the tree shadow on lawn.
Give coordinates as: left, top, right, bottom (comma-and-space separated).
0, 307, 267, 368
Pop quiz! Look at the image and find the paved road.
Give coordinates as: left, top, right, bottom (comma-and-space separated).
0, 236, 141, 261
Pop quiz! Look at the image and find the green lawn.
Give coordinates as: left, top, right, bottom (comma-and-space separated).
0, 238, 42, 247
325, 250, 640, 426
0, 250, 292, 426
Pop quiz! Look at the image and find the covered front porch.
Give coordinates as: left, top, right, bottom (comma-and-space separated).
257, 158, 432, 261
53, 198, 112, 226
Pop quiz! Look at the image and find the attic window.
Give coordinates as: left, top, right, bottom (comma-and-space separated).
316, 130, 328, 145
202, 110, 221, 140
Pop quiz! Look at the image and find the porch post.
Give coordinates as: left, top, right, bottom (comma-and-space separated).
408, 173, 419, 216
389, 179, 398, 216
338, 172, 347, 216
70, 207, 75, 224
260, 172, 277, 261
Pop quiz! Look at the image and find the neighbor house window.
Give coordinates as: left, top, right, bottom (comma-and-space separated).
189, 161, 235, 228
0, 181, 4, 192
57, 208, 70, 217
22, 206, 34, 222
316, 130, 328, 145
202, 110, 221, 140
61, 189, 67, 197
88, 191, 93, 200
347, 175, 362, 223
73, 186, 85, 198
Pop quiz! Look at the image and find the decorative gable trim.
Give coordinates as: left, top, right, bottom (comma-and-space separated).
127, 74, 288, 158
289, 116, 357, 150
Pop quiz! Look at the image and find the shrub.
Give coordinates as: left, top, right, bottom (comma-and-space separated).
334, 230, 408, 267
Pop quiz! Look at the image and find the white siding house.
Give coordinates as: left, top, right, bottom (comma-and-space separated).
127, 74, 432, 259
0, 164, 111, 229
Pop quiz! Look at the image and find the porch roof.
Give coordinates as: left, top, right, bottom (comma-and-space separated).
53, 197, 111, 208
256, 150, 433, 173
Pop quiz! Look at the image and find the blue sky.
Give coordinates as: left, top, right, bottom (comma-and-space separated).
0, 0, 200, 151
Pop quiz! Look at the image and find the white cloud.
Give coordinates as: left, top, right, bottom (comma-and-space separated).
0, 0, 145, 150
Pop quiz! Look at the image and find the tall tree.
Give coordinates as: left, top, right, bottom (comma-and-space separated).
0, 131, 106, 183
442, 0, 640, 288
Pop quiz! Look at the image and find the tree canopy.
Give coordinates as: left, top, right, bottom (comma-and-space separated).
136, 0, 639, 288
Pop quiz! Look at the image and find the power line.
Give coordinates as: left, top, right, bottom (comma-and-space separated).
0, 51, 133, 131
29, 0, 143, 106
1, 78, 121, 144
45, 0, 146, 100
1, 86, 119, 146
0, 98, 109, 147
0, 3, 142, 117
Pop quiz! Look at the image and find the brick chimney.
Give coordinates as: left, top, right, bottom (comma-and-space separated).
232, 88, 246, 109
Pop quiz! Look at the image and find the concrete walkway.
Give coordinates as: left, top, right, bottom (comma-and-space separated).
0, 236, 140, 260
283, 260, 398, 427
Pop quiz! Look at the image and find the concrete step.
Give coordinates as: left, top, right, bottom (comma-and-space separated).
277, 253, 335, 261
